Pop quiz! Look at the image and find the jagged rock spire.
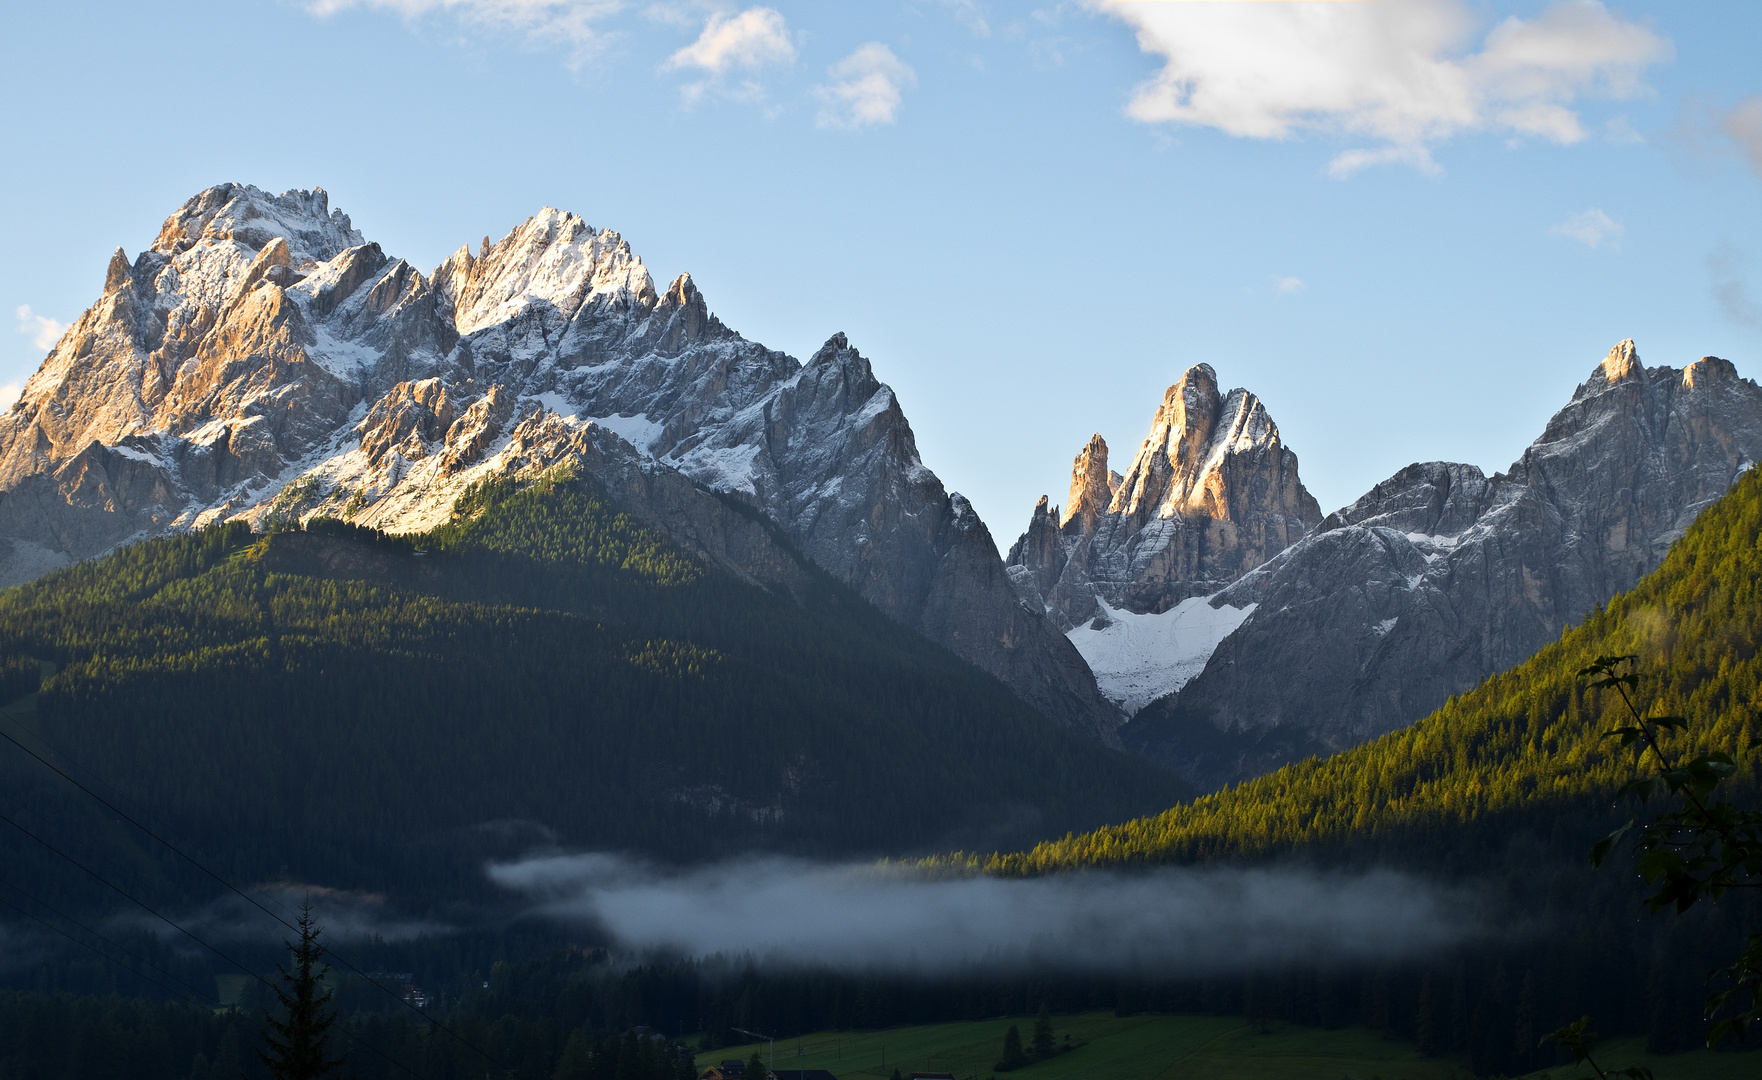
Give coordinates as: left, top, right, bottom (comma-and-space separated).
0, 181, 1122, 742
1149, 341, 1762, 791
1061, 434, 1112, 532
1008, 364, 1321, 631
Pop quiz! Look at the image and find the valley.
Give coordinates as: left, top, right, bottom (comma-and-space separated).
0, 177, 1758, 1080
699, 1014, 1761, 1080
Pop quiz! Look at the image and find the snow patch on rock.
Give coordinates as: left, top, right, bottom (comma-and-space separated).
585, 412, 662, 454
1067, 595, 1256, 716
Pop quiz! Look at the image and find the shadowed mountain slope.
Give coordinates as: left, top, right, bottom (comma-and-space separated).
0, 471, 1182, 911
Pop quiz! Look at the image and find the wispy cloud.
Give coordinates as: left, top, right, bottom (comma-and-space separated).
662, 6, 795, 105
306, 0, 625, 66
814, 43, 916, 130
1274, 276, 1306, 294
1710, 246, 1762, 334
1723, 96, 1762, 180
14, 305, 65, 352
490, 852, 1489, 972
1603, 115, 1644, 145
1551, 208, 1624, 249
937, 0, 990, 38
1094, 0, 1670, 177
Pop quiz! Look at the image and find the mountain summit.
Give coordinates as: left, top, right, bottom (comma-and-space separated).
0, 183, 1118, 738
1129, 341, 1762, 787
1005, 364, 1321, 712
1008, 363, 1321, 629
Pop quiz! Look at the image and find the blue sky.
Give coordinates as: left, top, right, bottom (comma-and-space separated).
3, 0, 1760, 541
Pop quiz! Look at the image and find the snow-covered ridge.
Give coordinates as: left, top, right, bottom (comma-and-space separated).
1153, 340, 1762, 786
443, 208, 655, 337
0, 182, 1121, 740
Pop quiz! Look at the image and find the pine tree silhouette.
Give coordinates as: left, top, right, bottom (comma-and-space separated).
258, 903, 347, 1080
1032, 1003, 1054, 1058
996, 1024, 1026, 1071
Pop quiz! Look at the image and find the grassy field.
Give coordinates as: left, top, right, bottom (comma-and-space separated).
697, 1013, 1761, 1080
1514, 1037, 1762, 1080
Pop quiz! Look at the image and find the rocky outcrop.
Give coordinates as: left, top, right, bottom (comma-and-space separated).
1128, 342, 1762, 789
1007, 364, 1322, 630
0, 183, 1119, 741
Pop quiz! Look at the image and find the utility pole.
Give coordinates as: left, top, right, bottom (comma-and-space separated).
732, 1028, 774, 1077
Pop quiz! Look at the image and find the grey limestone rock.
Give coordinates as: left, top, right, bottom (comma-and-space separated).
1007, 363, 1322, 630
0, 183, 1120, 741
1129, 341, 1762, 789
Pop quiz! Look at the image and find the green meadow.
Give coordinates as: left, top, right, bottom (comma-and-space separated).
698, 1013, 1761, 1080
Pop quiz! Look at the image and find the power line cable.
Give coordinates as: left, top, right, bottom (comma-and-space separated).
0, 806, 432, 1080
0, 874, 218, 1004
0, 884, 217, 1008
0, 714, 303, 926
0, 721, 515, 1075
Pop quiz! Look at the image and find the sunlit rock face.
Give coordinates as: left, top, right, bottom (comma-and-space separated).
0, 183, 1120, 741
1130, 341, 1762, 789
1006, 363, 1323, 631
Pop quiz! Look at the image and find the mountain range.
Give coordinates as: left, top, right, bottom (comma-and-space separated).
7, 182, 1762, 797
0, 183, 1116, 741
1009, 341, 1762, 788
4, 182, 1762, 1077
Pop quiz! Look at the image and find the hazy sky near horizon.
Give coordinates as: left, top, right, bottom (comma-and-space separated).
3, 0, 1760, 538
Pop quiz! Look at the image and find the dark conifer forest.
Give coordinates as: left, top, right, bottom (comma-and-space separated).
4, 466, 1762, 1077
0, 470, 1182, 909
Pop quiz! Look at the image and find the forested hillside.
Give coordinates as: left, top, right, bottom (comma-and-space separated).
0, 468, 1181, 914
974, 463, 1762, 876
888, 462, 1762, 1069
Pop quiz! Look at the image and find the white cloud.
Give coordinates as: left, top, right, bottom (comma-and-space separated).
815, 43, 916, 130
1550, 208, 1624, 249
938, 0, 990, 38
1094, 0, 1670, 176
663, 7, 795, 104
1328, 144, 1440, 180
14, 306, 65, 352
306, 0, 625, 66
1724, 96, 1762, 180
1274, 276, 1306, 294
0, 384, 18, 412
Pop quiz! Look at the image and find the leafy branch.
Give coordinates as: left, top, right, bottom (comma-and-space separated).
1577, 654, 1762, 1045
1543, 1015, 1652, 1080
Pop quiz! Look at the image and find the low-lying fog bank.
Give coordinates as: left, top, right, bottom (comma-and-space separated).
489, 853, 1491, 973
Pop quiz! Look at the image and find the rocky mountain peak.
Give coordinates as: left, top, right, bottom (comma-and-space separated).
1139, 339, 1762, 789
1060, 434, 1112, 532
0, 182, 1123, 743
1684, 354, 1738, 390
103, 247, 131, 293
1007, 366, 1321, 648
150, 183, 362, 266
441, 208, 655, 337
1588, 337, 1643, 390
1107, 366, 1294, 531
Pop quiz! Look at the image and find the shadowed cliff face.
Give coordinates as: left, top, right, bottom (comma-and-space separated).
1130, 341, 1762, 790
0, 183, 1120, 741
1006, 363, 1323, 631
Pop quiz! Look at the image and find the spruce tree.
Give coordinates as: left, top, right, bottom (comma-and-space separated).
745, 1049, 766, 1080
257, 904, 346, 1080
997, 1024, 1026, 1071
554, 1028, 592, 1080
1032, 1003, 1054, 1058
